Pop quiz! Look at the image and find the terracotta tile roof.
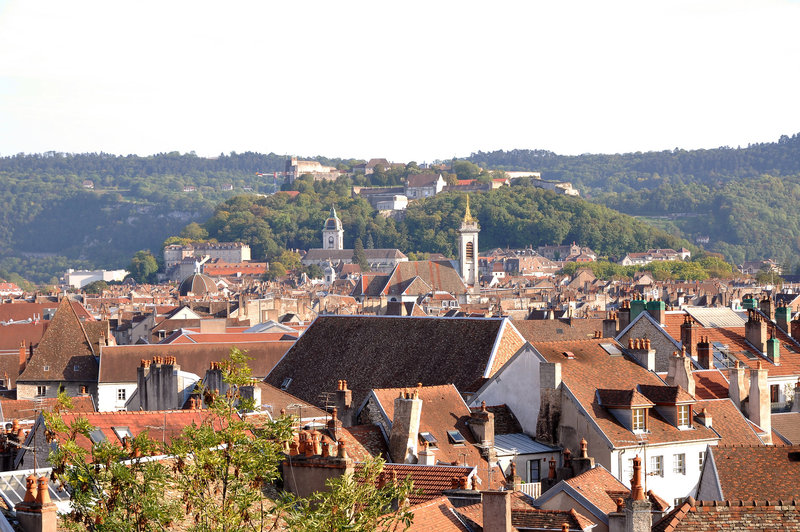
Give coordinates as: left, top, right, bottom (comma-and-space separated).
533, 339, 720, 447
653, 499, 800, 532
513, 318, 607, 342
562, 465, 630, 514
457, 500, 593, 531
0, 395, 94, 422
382, 496, 471, 531
638, 384, 695, 404
0, 302, 54, 322
772, 412, 800, 444
98, 341, 294, 383
344, 424, 389, 459
707, 445, 800, 501
691, 369, 729, 400
17, 298, 105, 383
358, 463, 474, 505
54, 409, 218, 454
693, 399, 764, 445
0, 322, 48, 352
383, 261, 468, 297
252, 382, 328, 419
162, 332, 296, 344
663, 310, 800, 378
597, 388, 655, 408
265, 316, 520, 409
370, 384, 494, 478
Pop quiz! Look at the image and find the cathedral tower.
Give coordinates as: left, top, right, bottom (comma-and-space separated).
458, 195, 479, 287
322, 206, 344, 250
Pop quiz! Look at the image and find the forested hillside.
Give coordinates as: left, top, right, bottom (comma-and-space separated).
467, 132, 800, 267
190, 180, 690, 265
0, 152, 287, 283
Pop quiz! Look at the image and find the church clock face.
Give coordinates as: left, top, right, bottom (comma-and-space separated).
328, 236, 334, 247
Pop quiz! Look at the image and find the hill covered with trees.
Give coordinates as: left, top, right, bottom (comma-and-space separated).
186, 179, 691, 266
467, 132, 800, 267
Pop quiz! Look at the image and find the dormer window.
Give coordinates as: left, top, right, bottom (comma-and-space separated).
632, 408, 646, 432
677, 405, 691, 428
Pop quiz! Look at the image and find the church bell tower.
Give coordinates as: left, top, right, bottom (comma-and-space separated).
322, 205, 344, 250
458, 195, 479, 287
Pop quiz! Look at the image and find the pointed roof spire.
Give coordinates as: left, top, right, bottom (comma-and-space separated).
330, 204, 338, 219
463, 194, 476, 224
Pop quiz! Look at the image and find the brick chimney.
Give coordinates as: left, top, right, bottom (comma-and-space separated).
627, 337, 655, 371
618, 301, 631, 332
748, 361, 771, 444
697, 336, 712, 370
666, 350, 695, 398
481, 491, 512, 532
15, 476, 57, 532
728, 361, 748, 411
792, 316, 800, 341
469, 401, 496, 462
697, 408, 712, 428
335, 380, 354, 427
327, 407, 342, 441
19, 341, 27, 375
388, 385, 423, 464
603, 311, 618, 338
745, 309, 768, 355
608, 456, 652, 532
505, 461, 522, 492
418, 440, 436, 466
680, 315, 699, 358
776, 304, 792, 333
760, 296, 774, 321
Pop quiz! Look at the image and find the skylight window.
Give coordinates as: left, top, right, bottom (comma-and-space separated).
600, 343, 622, 356
447, 430, 467, 445
419, 432, 438, 447
280, 377, 292, 391
112, 426, 133, 442
89, 429, 107, 443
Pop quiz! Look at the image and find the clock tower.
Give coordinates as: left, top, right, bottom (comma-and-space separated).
322, 205, 344, 250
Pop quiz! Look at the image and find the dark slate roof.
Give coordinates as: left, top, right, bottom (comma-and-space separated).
178, 273, 217, 297
265, 316, 510, 408
406, 173, 441, 188
17, 298, 103, 383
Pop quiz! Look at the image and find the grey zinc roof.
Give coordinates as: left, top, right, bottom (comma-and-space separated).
684, 307, 746, 328
494, 433, 560, 456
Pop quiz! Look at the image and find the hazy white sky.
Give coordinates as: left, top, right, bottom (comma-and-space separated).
1, 1, 799, 162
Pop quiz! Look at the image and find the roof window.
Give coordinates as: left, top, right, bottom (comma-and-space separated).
112, 426, 132, 442
89, 429, 107, 444
447, 430, 467, 445
280, 377, 292, 391
419, 432, 438, 448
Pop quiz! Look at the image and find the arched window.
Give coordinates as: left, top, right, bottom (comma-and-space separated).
465, 242, 474, 260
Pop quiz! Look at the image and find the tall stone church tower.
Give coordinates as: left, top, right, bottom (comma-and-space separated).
458, 196, 479, 287
322, 205, 344, 250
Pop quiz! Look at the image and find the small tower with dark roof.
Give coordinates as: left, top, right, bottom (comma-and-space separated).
322, 205, 344, 250
458, 195, 479, 287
